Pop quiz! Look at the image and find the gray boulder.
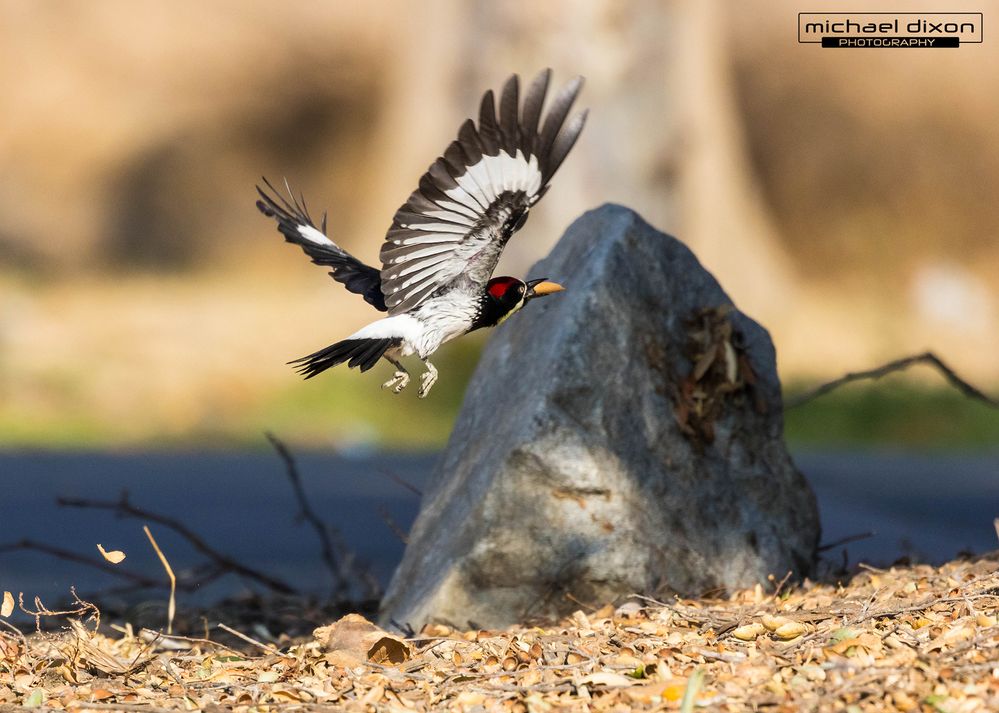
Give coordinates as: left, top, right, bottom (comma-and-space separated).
380, 204, 820, 631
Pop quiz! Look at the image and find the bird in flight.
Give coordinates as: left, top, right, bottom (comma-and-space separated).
256, 69, 587, 398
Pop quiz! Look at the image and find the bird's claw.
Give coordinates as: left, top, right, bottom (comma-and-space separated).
418, 370, 438, 399
382, 371, 410, 394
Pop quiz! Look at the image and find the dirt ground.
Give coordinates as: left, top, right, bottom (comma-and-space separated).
1, 554, 997, 712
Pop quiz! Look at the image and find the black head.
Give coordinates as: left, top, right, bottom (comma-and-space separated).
471, 276, 565, 331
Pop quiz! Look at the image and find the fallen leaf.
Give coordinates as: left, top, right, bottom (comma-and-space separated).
692, 344, 717, 381
732, 623, 765, 641
367, 636, 409, 664
1, 591, 13, 618
97, 544, 126, 564
321, 613, 409, 666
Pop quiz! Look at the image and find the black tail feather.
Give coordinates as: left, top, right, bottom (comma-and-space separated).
289, 338, 399, 379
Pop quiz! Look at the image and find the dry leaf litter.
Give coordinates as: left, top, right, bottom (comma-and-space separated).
1, 555, 997, 712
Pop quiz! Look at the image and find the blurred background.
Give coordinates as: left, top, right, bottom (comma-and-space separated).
1, 0, 997, 451
1, 0, 998, 612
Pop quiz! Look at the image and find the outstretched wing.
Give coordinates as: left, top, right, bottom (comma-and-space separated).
379, 69, 587, 315
256, 178, 387, 312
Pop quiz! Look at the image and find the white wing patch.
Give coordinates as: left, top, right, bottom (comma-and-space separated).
421, 208, 475, 226
443, 151, 542, 208
395, 233, 461, 247
398, 222, 468, 234
297, 224, 335, 246
382, 244, 455, 265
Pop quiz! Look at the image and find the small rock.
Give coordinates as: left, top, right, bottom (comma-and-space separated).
380, 205, 820, 630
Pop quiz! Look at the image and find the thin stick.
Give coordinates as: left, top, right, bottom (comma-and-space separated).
784, 351, 999, 410
376, 467, 423, 497
144, 526, 176, 635
58, 704, 179, 713
217, 622, 281, 656
265, 432, 345, 593
817, 531, 876, 552
140, 628, 244, 657
770, 570, 793, 599
18, 589, 99, 632
0, 618, 28, 650
58, 491, 296, 595
377, 505, 409, 544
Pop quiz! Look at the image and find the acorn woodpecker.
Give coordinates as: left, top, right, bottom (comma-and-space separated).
256, 69, 586, 397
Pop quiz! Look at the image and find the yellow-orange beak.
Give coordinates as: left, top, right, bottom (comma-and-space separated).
526, 280, 565, 298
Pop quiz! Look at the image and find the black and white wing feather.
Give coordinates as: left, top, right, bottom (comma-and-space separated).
379, 69, 587, 315
256, 178, 387, 311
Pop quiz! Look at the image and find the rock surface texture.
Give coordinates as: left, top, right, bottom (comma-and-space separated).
380, 205, 820, 631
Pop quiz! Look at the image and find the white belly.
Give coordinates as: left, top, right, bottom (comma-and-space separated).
405, 292, 477, 358
346, 291, 478, 361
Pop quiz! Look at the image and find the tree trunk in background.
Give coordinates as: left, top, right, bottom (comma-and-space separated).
671, 0, 797, 317
376, 0, 797, 320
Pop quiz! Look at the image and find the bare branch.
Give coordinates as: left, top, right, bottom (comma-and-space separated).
265, 431, 380, 602
17, 588, 99, 632
818, 531, 876, 552
0, 538, 164, 589
376, 467, 423, 497
265, 432, 346, 595
784, 351, 999, 410
217, 622, 281, 656
57, 491, 297, 595
377, 505, 409, 544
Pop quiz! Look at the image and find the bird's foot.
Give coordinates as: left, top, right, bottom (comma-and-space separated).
382, 370, 410, 394
418, 364, 439, 399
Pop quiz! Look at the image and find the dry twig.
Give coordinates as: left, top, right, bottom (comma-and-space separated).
817, 531, 876, 552
17, 588, 99, 632
785, 350, 999, 409
265, 432, 352, 597
217, 622, 281, 656
143, 526, 176, 634
57, 490, 297, 595
377, 467, 424, 497
265, 431, 382, 602
0, 538, 164, 589
377, 505, 409, 544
